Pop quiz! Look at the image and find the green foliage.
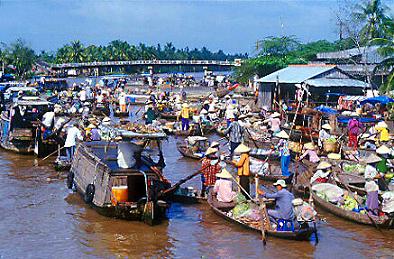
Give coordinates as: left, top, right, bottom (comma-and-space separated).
51, 40, 247, 63
6, 39, 36, 79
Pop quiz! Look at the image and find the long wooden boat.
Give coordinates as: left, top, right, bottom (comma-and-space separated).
207, 192, 317, 240
160, 111, 178, 121
69, 138, 171, 225
215, 88, 230, 98
282, 126, 318, 142
311, 190, 393, 228
334, 172, 368, 196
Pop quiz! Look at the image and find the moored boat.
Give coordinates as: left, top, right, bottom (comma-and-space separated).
69, 131, 171, 225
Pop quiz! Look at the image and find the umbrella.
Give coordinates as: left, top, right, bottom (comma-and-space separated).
360, 95, 394, 105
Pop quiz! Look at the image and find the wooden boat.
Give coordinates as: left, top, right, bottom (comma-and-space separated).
69, 132, 171, 225
170, 187, 207, 204
215, 88, 230, 98
114, 111, 130, 118
0, 97, 56, 155
160, 111, 178, 121
282, 126, 318, 142
311, 189, 394, 228
92, 103, 110, 116
176, 136, 209, 160
334, 172, 368, 196
207, 192, 317, 240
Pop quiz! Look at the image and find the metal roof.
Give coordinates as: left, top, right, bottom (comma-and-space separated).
255, 65, 336, 83
305, 78, 369, 88
316, 46, 384, 64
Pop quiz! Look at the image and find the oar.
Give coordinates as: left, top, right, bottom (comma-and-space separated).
245, 127, 259, 148
41, 146, 66, 161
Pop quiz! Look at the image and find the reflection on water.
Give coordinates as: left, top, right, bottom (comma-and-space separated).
0, 136, 393, 258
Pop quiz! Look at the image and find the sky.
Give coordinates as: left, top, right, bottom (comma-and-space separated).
0, 0, 393, 54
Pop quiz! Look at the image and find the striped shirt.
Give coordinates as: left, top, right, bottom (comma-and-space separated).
224, 121, 244, 143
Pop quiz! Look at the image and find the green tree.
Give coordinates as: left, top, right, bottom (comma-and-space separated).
68, 40, 86, 62
354, 0, 390, 44
7, 39, 36, 79
371, 19, 394, 92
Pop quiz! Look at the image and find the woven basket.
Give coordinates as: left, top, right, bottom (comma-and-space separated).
323, 141, 338, 153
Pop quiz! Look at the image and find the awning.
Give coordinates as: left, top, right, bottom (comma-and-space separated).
360, 96, 394, 105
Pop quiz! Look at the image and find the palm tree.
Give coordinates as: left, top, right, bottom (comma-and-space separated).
354, 0, 389, 44
7, 39, 36, 79
68, 40, 86, 63
371, 19, 394, 92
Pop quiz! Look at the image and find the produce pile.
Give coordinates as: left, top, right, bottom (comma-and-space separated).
116, 123, 161, 133
342, 163, 365, 175
226, 194, 262, 227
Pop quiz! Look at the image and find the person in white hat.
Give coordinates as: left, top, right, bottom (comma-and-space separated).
213, 168, 237, 203
264, 112, 281, 134
299, 142, 320, 163
232, 143, 251, 198
318, 124, 332, 148
364, 153, 383, 184
258, 179, 295, 223
274, 130, 291, 177
375, 121, 390, 143
200, 147, 221, 197
310, 161, 332, 184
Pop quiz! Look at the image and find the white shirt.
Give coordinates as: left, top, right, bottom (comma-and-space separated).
64, 126, 83, 147
318, 129, 331, 147
79, 90, 87, 102
364, 164, 378, 180
42, 111, 55, 128
119, 94, 126, 105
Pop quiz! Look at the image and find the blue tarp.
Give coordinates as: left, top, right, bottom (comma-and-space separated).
337, 117, 380, 124
360, 96, 394, 105
314, 105, 338, 114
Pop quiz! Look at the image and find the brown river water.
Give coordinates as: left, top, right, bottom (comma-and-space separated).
0, 101, 393, 258
0, 136, 393, 259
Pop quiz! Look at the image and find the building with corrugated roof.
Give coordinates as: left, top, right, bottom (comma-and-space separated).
255, 64, 369, 108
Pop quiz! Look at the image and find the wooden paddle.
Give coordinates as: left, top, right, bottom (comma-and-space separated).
245, 127, 259, 148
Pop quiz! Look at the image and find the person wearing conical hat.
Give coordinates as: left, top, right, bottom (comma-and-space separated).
310, 161, 332, 184
299, 142, 320, 163
364, 153, 382, 182
232, 143, 251, 198
318, 124, 332, 148
347, 117, 364, 150
375, 121, 390, 143
200, 147, 220, 197
274, 130, 291, 177
376, 145, 391, 188
213, 168, 237, 203
264, 112, 281, 134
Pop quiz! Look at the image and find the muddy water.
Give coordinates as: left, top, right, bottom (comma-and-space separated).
0, 137, 393, 258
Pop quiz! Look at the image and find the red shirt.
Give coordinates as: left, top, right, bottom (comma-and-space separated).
201, 158, 220, 186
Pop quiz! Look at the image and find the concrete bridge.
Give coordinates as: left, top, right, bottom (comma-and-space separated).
50, 59, 242, 76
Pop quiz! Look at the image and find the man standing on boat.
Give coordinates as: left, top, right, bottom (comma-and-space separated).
223, 115, 244, 158
200, 147, 220, 197
258, 179, 295, 224
179, 103, 191, 131
64, 123, 83, 161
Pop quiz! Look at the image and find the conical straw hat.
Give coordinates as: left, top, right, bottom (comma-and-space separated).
363, 153, 382, 164
216, 168, 232, 179
275, 130, 289, 139
234, 143, 251, 153
376, 145, 391, 155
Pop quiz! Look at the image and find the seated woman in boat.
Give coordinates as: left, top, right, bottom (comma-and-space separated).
298, 142, 320, 163
200, 147, 220, 197
339, 191, 359, 211
365, 180, 380, 216
310, 161, 332, 185
258, 179, 295, 223
318, 124, 331, 149
364, 154, 388, 191
213, 168, 237, 203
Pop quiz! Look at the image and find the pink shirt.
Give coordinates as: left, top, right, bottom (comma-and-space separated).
300, 149, 320, 163
213, 179, 237, 203
269, 118, 281, 132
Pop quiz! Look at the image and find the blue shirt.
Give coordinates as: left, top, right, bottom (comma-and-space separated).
264, 189, 295, 220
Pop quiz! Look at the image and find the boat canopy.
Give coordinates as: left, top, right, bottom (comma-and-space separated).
116, 129, 167, 140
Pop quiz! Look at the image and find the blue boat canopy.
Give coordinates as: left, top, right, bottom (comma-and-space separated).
360, 96, 394, 105
314, 105, 338, 114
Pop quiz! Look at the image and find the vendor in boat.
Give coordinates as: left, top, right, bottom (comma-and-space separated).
298, 142, 320, 163
64, 123, 83, 161
118, 91, 127, 113
223, 114, 244, 158
347, 117, 364, 150
257, 179, 295, 223
145, 103, 157, 125
363, 153, 388, 191
375, 121, 390, 143
178, 103, 191, 131
264, 112, 281, 134
200, 147, 221, 197
274, 130, 291, 177
225, 104, 237, 127
231, 143, 251, 198
85, 124, 101, 141
99, 117, 115, 141
310, 161, 332, 185
213, 168, 237, 203
318, 124, 331, 148
376, 145, 391, 175
208, 106, 218, 122
365, 179, 380, 216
